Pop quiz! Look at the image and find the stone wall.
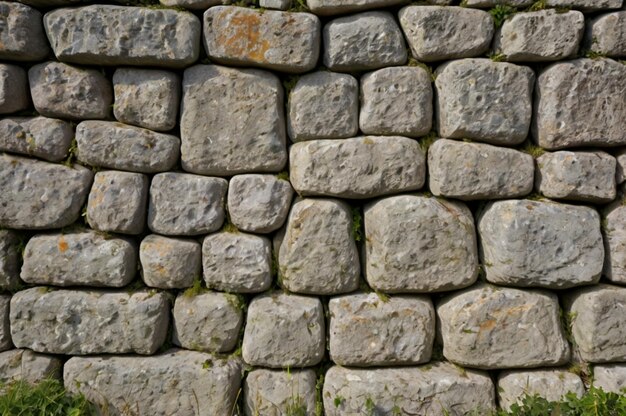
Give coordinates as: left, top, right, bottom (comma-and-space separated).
0, 0, 626, 414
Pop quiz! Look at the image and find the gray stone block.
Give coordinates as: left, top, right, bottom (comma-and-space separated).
0, 64, 29, 115
604, 201, 626, 284
435, 58, 534, 145
0, 117, 73, 163
244, 369, 317, 416
593, 364, 626, 393
259, 0, 291, 9
0, 295, 10, 352
0, 2, 49, 61
616, 149, 626, 184
479, 199, 604, 289
307, 0, 405, 15
181, 65, 287, 176
140, 235, 201, 289
0, 230, 20, 290
160, 0, 224, 10
0, 350, 62, 383
463, 0, 533, 5
586, 12, 626, 58
545, 0, 623, 11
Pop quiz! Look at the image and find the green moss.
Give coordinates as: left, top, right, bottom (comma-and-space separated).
419, 131, 438, 152
489, 52, 506, 62
62, 138, 78, 168
489, 5, 517, 28
526, 0, 546, 11
407, 56, 436, 81
182, 276, 206, 298
351, 207, 363, 243
276, 171, 290, 181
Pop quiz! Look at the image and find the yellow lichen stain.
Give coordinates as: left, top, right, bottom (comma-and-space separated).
58, 236, 69, 253
479, 319, 496, 331
220, 9, 271, 63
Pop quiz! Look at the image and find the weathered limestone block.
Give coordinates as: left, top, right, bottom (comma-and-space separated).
308, 0, 406, 15
0, 296, 10, 352
113, 69, 180, 132
0, 230, 20, 290
140, 235, 201, 289
244, 369, 317, 416
0, 2, 49, 61
76, 121, 180, 173
497, 369, 584, 410
181, 65, 286, 175
364, 195, 478, 292
279, 198, 359, 295
21, 231, 137, 287
203, 232, 272, 293
604, 201, 626, 284
260, 0, 291, 10
65, 350, 242, 416
359, 66, 432, 137
242, 293, 325, 368
0, 350, 62, 383
494, 10, 585, 62
323, 11, 406, 71
435, 59, 534, 145
437, 284, 570, 369
536, 151, 616, 203
0, 64, 28, 115
616, 149, 626, 184
29, 62, 112, 121
0, 154, 93, 230
161, 0, 223, 10
44, 5, 200, 68
399, 6, 493, 62
204, 7, 320, 73
173, 292, 244, 353
148, 173, 227, 236
323, 363, 496, 416
290, 136, 425, 198
428, 139, 534, 200
463, 0, 533, 6
287, 71, 358, 141
586, 12, 626, 58
0, 117, 73, 163
545, 0, 623, 11
533, 58, 626, 149
593, 364, 626, 393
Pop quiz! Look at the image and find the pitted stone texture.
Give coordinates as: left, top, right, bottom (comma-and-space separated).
435, 59, 534, 145
242, 293, 325, 368
161, 0, 223, 10
593, 364, 626, 393
0, 117, 73, 163
181, 65, 286, 176
0, 230, 20, 290
173, 292, 244, 353
0, 154, 93, 230
438, 285, 570, 369
497, 369, 584, 410
329, 293, 434, 366
65, 350, 242, 416
323, 11, 407, 71
479, 200, 603, 289
0, 2, 49, 61
279, 199, 359, 295
359, 66, 432, 137
0, 350, 61, 383
76, 121, 180, 174
140, 235, 201, 289
604, 202, 626, 284
428, 139, 534, 200
545, 0, 623, 11
308, 0, 405, 15
244, 369, 317, 416
463, 0, 533, 5
0, 296, 10, 352
0, 64, 28, 115
533, 58, 626, 149
494, 10, 584, 62
536, 151, 617, 203
203, 232, 272, 293
323, 363, 496, 416
113, 69, 180, 132
364, 195, 478, 293
29, 62, 112, 121
290, 136, 425, 198
21, 231, 137, 287
617, 149, 626, 184
44, 5, 200, 68
148, 173, 227, 236
260, 0, 291, 9
586, 12, 626, 58
287, 71, 358, 141
228, 174, 293, 234
204, 7, 320, 73
11, 288, 169, 355
399, 6, 493, 62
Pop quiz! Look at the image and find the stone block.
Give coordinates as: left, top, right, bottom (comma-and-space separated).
545, 0, 623, 11
160, 0, 224, 10
497, 369, 584, 410
0, 64, 29, 115
307, 0, 405, 15
259, 0, 291, 9
593, 364, 626, 393
0, 2, 49, 61
586, 11, 626, 58
140, 235, 201, 289
0, 295, 10, 352
616, 149, 626, 184
244, 369, 317, 416
604, 201, 626, 284
0, 350, 62, 383
463, 0, 533, 5
0, 230, 20, 290
0, 117, 73, 163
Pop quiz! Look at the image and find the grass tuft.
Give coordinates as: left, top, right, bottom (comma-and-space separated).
489, 5, 517, 28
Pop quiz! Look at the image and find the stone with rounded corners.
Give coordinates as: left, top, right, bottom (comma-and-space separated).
586, 12, 626, 58
0, 64, 28, 115
545, 0, 623, 11
0, 230, 20, 290
244, 369, 317, 416
161, 0, 224, 10
0, 117, 73, 163
0, 2, 49, 61
616, 149, 626, 184
463, 0, 533, 5
604, 201, 626, 284
0, 350, 62, 383
140, 235, 201, 289
593, 364, 626, 393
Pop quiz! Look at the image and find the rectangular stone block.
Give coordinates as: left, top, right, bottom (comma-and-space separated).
604, 201, 626, 284
0, 64, 29, 115
593, 364, 626, 393
0, 230, 20, 290
497, 369, 584, 410
586, 11, 626, 58
545, 0, 623, 11
463, 0, 533, 5
140, 235, 201, 289
0, 2, 49, 61
244, 369, 317, 416
0, 350, 62, 384
307, 0, 405, 16
0, 117, 73, 163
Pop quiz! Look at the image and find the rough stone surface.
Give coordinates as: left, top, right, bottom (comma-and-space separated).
242, 293, 325, 368
148, 173, 227, 236
21, 230, 137, 287
586, 12, 626, 58
278, 198, 359, 295
76, 121, 180, 174
0, 154, 93, 230
29, 62, 112, 121
0, 2, 49, 61
10, 288, 170, 355
533, 58, 626, 149
359, 66, 432, 137
140, 235, 201, 289
399, 6, 494, 62
593, 364, 626, 393
437, 284, 570, 369
161, 0, 223, 10
478, 200, 603, 289
244, 369, 317, 416
0, 296, 10, 352
497, 369, 584, 410
428, 139, 534, 200
0, 350, 62, 383
463, 0, 533, 5
204, 7, 320, 73
180, 65, 286, 175
494, 10, 585, 62
65, 350, 242, 416
616, 149, 626, 184
113, 69, 180, 132
545, 0, 623, 11
259, 0, 291, 9
287, 71, 358, 141
323, 11, 406, 71
172, 292, 244, 353
0, 64, 29, 115
0, 230, 20, 290
323, 363, 496, 416
364, 195, 478, 293
435, 59, 534, 145
604, 201, 626, 284
44, 5, 201, 68
0, 117, 73, 163
290, 136, 425, 198
307, 0, 405, 15
536, 151, 617, 203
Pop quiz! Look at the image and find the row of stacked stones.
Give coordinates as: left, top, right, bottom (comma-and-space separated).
0, 0, 626, 414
